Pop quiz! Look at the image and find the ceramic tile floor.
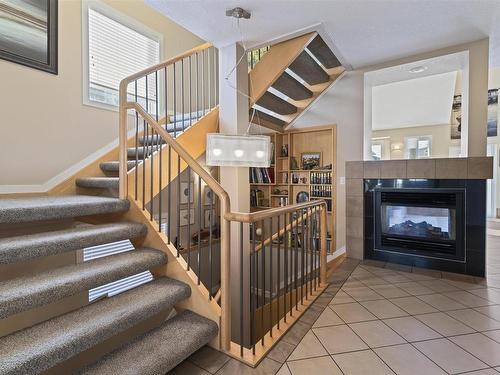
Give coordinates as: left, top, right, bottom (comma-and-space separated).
168, 231, 500, 375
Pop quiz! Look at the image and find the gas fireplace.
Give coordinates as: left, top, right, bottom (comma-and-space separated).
374, 188, 465, 261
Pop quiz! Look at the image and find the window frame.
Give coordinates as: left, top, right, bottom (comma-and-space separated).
404, 135, 432, 159
81, 0, 163, 112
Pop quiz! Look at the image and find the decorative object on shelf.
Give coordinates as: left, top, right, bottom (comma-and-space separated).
300, 177, 307, 184
281, 144, 289, 157
296, 191, 310, 203
283, 173, 288, 184
206, 134, 271, 167
0, 0, 58, 74
279, 197, 288, 206
301, 152, 321, 170
180, 208, 195, 226
180, 182, 194, 204
320, 163, 332, 170
290, 157, 299, 170
280, 189, 288, 195
203, 186, 214, 206
292, 174, 299, 184
272, 187, 281, 194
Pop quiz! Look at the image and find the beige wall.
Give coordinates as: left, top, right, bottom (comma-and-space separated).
0, 0, 203, 192
292, 71, 364, 253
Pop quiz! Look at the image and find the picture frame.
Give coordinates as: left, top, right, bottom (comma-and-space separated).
180, 208, 195, 226
180, 182, 194, 204
203, 186, 214, 206
0, 0, 58, 74
204, 208, 214, 229
301, 152, 321, 170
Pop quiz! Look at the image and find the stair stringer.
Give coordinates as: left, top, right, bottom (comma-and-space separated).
121, 198, 222, 350
129, 106, 219, 206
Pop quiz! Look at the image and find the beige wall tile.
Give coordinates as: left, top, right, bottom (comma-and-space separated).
346, 161, 364, 178
346, 179, 364, 196
364, 161, 382, 178
380, 160, 407, 178
407, 160, 436, 179
467, 157, 493, 179
435, 158, 467, 179
347, 216, 363, 238
347, 236, 364, 259
346, 196, 363, 217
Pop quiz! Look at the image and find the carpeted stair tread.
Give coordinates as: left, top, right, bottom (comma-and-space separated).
127, 146, 160, 159
0, 195, 129, 224
0, 248, 167, 319
0, 278, 191, 375
76, 177, 119, 189
0, 222, 147, 264
78, 310, 218, 375
99, 161, 136, 173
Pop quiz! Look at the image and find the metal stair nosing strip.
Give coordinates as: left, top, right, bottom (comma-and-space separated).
0, 222, 147, 264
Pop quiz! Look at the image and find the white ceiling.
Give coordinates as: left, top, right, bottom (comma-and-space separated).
372, 71, 457, 130
145, 0, 500, 68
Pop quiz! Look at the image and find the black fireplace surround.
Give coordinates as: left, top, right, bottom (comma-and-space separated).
365, 179, 486, 276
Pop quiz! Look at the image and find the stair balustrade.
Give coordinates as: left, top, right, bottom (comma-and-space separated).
118, 42, 329, 365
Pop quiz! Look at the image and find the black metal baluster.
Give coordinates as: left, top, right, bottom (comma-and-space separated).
196, 53, 199, 120
294, 210, 299, 310
314, 206, 318, 290
304, 208, 308, 299
309, 207, 313, 295
239, 222, 244, 356
167, 144, 171, 244
261, 219, 265, 344
269, 217, 273, 338
202, 49, 205, 115
134, 81, 139, 201
189, 55, 192, 127
208, 48, 211, 109
284, 212, 288, 323
289, 211, 293, 316
197, 175, 202, 285
181, 59, 185, 132
251, 222, 256, 354
147, 74, 154, 221
277, 214, 281, 329
156, 71, 162, 231
301, 208, 305, 304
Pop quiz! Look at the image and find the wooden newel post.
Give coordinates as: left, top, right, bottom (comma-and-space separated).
320, 205, 328, 285
220, 216, 231, 350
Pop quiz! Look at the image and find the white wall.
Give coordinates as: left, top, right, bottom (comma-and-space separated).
292, 71, 364, 252
0, 0, 203, 192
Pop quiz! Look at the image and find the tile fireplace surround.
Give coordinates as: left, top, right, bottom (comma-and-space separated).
346, 158, 493, 277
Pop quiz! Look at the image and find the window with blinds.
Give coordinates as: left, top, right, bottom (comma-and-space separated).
84, 240, 153, 302
87, 7, 160, 108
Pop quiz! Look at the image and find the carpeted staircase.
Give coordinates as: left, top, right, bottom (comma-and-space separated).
0, 179, 218, 373
75, 115, 201, 192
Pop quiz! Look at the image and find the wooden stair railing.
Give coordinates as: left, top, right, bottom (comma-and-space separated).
248, 33, 346, 132
118, 43, 330, 366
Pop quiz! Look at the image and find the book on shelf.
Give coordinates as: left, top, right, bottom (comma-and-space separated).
249, 167, 275, 184
250, 189, 266, 207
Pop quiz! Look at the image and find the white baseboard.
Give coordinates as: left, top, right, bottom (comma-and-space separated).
327, 246, 346, 263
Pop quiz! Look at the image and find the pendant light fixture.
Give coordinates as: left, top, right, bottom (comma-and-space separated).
206, 7, 272, 167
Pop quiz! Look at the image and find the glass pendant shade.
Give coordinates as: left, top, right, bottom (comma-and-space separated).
206, 134, 271, 167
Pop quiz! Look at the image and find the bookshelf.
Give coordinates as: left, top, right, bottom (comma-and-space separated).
249, 125, 337, 252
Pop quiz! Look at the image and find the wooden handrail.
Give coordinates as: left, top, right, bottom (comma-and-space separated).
225, 200, 326, 223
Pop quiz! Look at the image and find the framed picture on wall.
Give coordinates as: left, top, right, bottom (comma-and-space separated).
0, 0, 58, 74
180, 182, 194, 204
180, 208, 195, 226
204, 208, 214, 229
301, 152, 321, 170
203, 186, 214, 206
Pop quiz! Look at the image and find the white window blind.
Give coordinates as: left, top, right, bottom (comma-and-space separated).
87, 8, 160, 108
84, 239, 153, 302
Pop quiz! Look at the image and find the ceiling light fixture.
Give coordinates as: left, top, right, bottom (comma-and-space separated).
409, 65, 428, 74
206, 134, 271, 167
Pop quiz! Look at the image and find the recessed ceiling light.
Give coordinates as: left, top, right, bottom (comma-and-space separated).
409, 65, 427, 74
